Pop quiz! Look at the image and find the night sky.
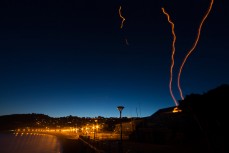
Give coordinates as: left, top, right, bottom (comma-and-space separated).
0, 0, 228, 118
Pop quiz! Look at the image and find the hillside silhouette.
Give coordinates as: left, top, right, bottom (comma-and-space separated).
130, 84, 229, 153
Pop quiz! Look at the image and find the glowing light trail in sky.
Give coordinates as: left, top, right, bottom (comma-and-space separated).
125, 38, 129, 46
119, 6, 126, 29
118, 4, 129, 46
177, 0, 214, 100
162, 8, 179, 106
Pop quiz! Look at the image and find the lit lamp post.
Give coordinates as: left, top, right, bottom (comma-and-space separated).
93, 125, 95, 140
94, 119, 98, 140
117, 106, 124, 153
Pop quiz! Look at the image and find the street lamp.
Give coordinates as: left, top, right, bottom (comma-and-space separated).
94, 119, 98, 140
117, 106, 124, 153
93, 125, 95, 140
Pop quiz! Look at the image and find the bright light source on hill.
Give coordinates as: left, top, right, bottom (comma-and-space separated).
172, 107, 182, 113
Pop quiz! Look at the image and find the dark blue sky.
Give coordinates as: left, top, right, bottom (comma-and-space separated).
0, 0, 228, 117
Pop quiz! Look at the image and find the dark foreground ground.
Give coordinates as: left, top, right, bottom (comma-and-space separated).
61, 138, 90, 153
61, 138, 211, 153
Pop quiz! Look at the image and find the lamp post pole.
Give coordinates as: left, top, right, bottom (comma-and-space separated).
95, 120, 98, 140
117, 106, 124, 153
93, 125, 95, 140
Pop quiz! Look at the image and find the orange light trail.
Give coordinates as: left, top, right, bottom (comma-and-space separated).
177, 0, 214, 100
119, 6, 126, 29
125, 38, 129, 45
162, 8, 179, 106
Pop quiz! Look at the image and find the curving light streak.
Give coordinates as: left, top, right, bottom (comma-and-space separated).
162, 8, 179, 106
125, 38, 129, 45
177, 0, 214, 100
119, 6, 126, 29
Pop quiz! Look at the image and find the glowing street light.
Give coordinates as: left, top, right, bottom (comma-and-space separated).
117, 106, 124, 153
92, 125, 95, 140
